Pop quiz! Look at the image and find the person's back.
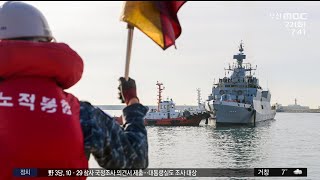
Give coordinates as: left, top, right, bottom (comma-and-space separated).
0, 42, 88, 179
0, 2, 88, 178
0, 2, 148, 179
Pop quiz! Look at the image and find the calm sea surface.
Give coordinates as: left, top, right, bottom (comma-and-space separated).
88, 112, 320, 179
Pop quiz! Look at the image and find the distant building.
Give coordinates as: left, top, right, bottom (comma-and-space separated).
276, 98, 310, 112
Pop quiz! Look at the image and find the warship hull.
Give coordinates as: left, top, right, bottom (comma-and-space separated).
213, 101, 276, 124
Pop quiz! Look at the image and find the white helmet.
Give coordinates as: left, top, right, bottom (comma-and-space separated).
0, 1, 53, 40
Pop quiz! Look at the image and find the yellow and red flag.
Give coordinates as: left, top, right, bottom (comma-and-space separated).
120, 1, 186, 50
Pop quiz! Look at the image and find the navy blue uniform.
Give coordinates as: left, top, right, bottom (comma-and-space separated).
80, 102, 148, 169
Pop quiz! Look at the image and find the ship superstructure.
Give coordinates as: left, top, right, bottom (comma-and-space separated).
208, 42, 276, 124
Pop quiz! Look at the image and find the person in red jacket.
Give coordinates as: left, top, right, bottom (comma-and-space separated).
0, 1, 148, 179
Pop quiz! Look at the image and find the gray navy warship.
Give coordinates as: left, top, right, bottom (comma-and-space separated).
208, 42, 276, 125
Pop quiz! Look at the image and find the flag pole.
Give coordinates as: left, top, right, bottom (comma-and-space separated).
124, 24, 134, 81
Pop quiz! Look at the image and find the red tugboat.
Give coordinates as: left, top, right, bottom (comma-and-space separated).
144, 82, 210, 126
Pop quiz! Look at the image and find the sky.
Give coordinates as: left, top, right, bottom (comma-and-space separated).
2, 1, 319, 108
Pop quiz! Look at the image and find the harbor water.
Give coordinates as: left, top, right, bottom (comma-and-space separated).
89, 112, 320, 179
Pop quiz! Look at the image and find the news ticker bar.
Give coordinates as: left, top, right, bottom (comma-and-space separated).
14, 168, 307, 177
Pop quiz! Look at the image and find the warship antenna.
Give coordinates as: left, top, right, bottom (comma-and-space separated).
156, 81, 165, 111
197, 88, 202, 108
239, 40, 244, 53
233, 40, 246, 68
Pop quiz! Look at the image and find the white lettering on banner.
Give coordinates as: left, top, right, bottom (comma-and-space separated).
41, 97, 57, 113
18, 93, 35, 111
61, 100, 72, 115
0, 92, 14, 107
